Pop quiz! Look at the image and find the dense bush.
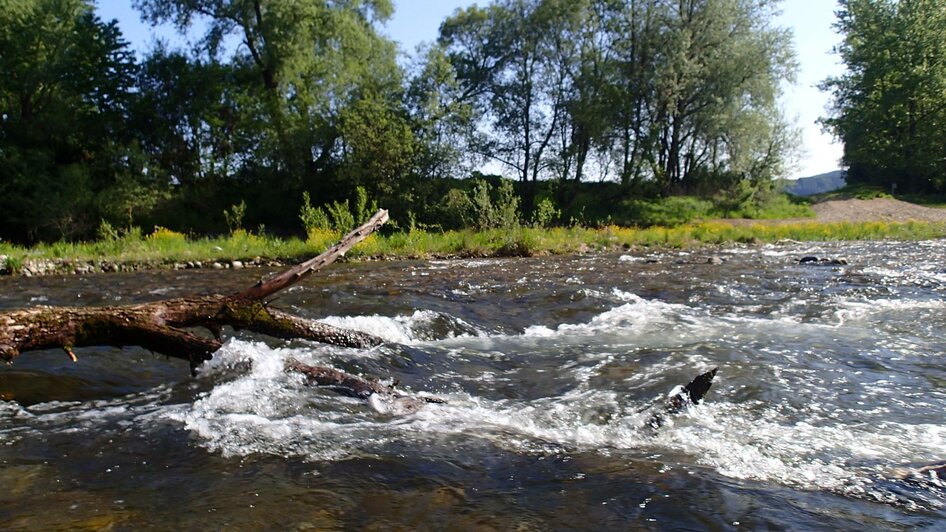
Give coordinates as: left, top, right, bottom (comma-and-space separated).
617, 197, 714, 227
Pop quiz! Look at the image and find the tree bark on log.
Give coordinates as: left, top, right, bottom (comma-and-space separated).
0, 210, 426, 404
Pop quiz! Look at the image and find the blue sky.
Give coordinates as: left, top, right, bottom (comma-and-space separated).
96, 0, 844, 180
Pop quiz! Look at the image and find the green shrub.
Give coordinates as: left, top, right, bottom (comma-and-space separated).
620, 196, 714, 227
326, 200, 356, 234
712, 180, 757, 217
353, 186, 379, 224
532, 197, 560, 227
300, 191, 331, 234
438, 188, 474, 230
469, 179, 520, 230
97, 219, 121, 242
491, 179, 520, 230
223, 200, 246, 234
2, 255, 23, 275
740, 194, 815, 219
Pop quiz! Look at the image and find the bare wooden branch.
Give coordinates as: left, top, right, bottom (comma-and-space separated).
286, 358, 446, 413
238, 209, 389, 300
0, 210, 390, 366
0, 209, 451, 412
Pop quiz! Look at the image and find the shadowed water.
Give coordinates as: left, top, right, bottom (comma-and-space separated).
1, 240, 945, 529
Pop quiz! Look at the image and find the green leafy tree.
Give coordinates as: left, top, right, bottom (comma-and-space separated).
134, 0, 411, 213
0, 0, 141, 242
822, 0, 946, 193
438, 0, 796, 210
440, 0, 570, 214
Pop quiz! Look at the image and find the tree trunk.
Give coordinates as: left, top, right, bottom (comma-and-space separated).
0, 210, 433, 407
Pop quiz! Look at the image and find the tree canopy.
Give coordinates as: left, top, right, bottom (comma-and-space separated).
0, 0, 139, 241
822, 0, 946, 193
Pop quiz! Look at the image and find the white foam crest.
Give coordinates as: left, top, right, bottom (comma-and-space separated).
167, 340, 361, 459
389, 388, 653, 453
319, 312, 425, 344
513, 289, 818, 346
319, 310, 481, 344
167, 339, 654, 460
167, 339, 450, 460
760, 248, 797, 257
0, 400, 29, 419
162, 341, 946, 506
169, 346, 721, 463
430, 258, 510, 269
523, 290, 692, 338
833, 297, 946, 324
653, 401, 946, 499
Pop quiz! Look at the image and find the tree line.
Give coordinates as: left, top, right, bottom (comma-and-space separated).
822, 0, 946, 194
2, 0, 799, 243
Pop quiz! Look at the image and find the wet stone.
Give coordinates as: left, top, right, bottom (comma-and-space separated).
799, 256, 848, 266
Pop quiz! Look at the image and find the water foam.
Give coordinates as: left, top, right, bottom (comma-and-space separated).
522, 289, 692, 338
146, 291, 946, 509
652, 401, 946, 507
319, 310, 482, 344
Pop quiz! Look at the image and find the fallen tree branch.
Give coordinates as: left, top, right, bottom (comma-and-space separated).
286, 358, 446, 414
0, 210, 389, 376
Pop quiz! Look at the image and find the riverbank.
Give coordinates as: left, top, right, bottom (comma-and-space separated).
3, 199, 944, 276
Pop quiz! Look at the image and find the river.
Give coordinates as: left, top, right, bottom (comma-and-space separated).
1, 240, 945, 529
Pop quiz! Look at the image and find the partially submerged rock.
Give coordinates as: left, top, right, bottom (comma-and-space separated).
646, 367, 718, 429
799, 256, 848, 266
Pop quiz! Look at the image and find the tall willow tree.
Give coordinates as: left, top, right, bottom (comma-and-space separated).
822, 0, 946, 193
133, 0, 413, 224
602, 0, 796, 194
0, 0, 141, 242
436, 0, 796, 210
439, 0, 568, 213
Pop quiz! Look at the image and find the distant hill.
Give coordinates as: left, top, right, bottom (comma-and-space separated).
784, 170, 846, 196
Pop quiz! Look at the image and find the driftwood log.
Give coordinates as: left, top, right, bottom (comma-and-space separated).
0, 210, 430, 405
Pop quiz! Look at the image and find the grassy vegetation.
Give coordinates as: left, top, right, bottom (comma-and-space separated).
542, 182, 815, 227
3, 220, 945, 274
814, 184, 894, 201
809, 183, 946, 209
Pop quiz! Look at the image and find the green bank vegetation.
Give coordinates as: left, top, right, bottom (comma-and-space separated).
3, 220, 943, 275
2, 185, 942, 275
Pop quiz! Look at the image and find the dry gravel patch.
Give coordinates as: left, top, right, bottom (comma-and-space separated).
811, 198, 946, 223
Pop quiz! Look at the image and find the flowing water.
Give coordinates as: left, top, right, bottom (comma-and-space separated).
2, 240, 946, 529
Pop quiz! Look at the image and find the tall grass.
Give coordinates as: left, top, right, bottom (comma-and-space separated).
2, 220, 944, 273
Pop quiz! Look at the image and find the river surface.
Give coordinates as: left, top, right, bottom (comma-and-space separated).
2, 240, 946, 530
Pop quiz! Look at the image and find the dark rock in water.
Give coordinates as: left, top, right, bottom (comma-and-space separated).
706, 256, 725, 265
647, 367, 718, 429
683, 367, 717, 404
799, 256, 848, 266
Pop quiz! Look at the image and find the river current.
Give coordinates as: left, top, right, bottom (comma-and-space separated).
1, 240, 945, 529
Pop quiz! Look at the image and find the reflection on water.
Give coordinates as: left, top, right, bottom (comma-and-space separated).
2, 240, 946, 528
